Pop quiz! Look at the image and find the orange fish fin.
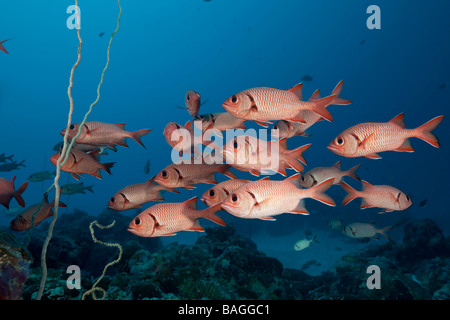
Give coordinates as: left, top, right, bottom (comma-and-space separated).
345, 164, 361, 181
255, 120, 272, 128
340, 181, 359, 206
249, 169, 261, 177
360, 198, 374, 209
200, 203, 226, 226
71, 173, 82, 180
154, 191, 165, 201
360, 180, 372, 190
393, 139, 414, 152
183, 185, 197, 190
103, 162, 115, 175
309, 94, 336, 122
187, 220, 204, 232
0, 39, 9, 54
378, 209, 394, 214
258, 216, 277, 221
332, 161, 342, 169
414, 115, 444, 148
364, 153, 382, 160
308, 89, 321, 102
204, 174, 218, 185
330, 80, 352, 105
288, 82, 303, 100
287, 112, 306, 123
221, 167, 237, 179
284, 173, 301, 186
289, 199, 309, 215
297, 131, 311, 137
14, 181, 28, 208
130, 129, 152, 148
388, 113, 406, 128
309, 178, 335, 206
258, 176, 271, 181
160, 233, 177, 237
277, 166, 287, 176
184, 196, 198, 209
184, 121, 193, 130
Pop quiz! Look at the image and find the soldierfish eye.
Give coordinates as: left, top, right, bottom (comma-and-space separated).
336, 137, 344, 145
161, 170, 167, 177
110, 197, 115, 203
233, 140, 239, 149
231, 194, 238, 202
134, 217, 141, 225
209, 189, 215, 197
231, 95, 237, 103
70, 124, 75, 130
186, 94, 190, 101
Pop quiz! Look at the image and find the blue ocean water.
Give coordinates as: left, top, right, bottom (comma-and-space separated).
1, 0, 449, 298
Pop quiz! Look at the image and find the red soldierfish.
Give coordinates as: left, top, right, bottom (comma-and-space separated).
107, 177, 179, 211
273, 80, 351, 138
154, 160, 237, 189
201, 179, 250, 207
340, 180, 412, 213
127, 197, 225, 237
300, 161, 361, 188
222, 81, 337, 127
220, 175, 335, 220
0, 176, 28, 209
10, 195, 67, 231
327, 113, 444, 159
50, 149, 114, 180
61, 121, 152, 148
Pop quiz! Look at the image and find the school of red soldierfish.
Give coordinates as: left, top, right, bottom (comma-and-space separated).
0, 79, 444, 242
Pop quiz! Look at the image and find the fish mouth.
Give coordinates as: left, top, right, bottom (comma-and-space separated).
326, 145, 339, 153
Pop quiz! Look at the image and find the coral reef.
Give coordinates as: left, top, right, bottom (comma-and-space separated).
12, 210, 450, 300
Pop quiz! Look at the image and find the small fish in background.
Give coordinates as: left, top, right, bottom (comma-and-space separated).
301, 259, 321, 271
0, 153, 14, 163
340, 180, 412, 213
61, 182, 94, 195
201, 178, 249, 207
127, 196, 225, 237
0, 160, 25, 172
27, 170, 55, 182
144, 159, 151, 175
99, 32, 105, 37
300, 161, 361, 188
301, 75, 313, 82
49, 149, 114, 180
342, 222, 392, 241
53, 141, 64, 152
9, 194, 67, 231
0, 176, 28, 208
73, 142, 118, 155
360, 40, 366, 45
0, 39, 10, 54
177, 90, 205, 120
327, 218, 343, 231
327, 113, 444, 159
293, 235, 318, 251
439, 83, 446, 90
61, 121, 152, 148
419, 199, 428, 207
107, 177, 179, 211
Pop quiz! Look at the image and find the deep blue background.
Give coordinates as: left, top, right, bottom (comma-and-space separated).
1, 0, 448, 271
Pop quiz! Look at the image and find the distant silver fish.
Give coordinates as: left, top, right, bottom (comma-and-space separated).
0, 160, 25, 172
27, 170, 55, 182
61, 182, 94, 195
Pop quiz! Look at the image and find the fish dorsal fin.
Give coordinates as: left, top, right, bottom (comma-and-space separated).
388, 113, 406, 128
285, 173, 301, 187
89, 149, 101, 161
308, 89, 321, 102
258, 176, 270, 182
114, 123, 126, 130
184, 121, 193, 130
184, 196, 198, 209
332, 161, 342, 169
361, 180, 372, 190
288, 83, 303, 100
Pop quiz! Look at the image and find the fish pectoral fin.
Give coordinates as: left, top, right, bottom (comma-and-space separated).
393, 139, 414, 152
354, 132, 375, 150
364, 153, 382, 160
258, 216, 277, 221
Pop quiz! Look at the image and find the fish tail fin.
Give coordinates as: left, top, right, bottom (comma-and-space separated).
103, 162, 115, 174
330, 80, 352, 105
220, 165, 237, 179
340, 181, 360, 206
18, 159, 26, 167
308, 178, 335, 206
414, 115, 444, 148
14, 181, 28, 207
130, 129, 152, 148
379, 225, 393, 242
200, 203, 226, 226
345, 163, 362, 181
310, 94, 336, 122
281, 144, 311, 173
86, 185, 94, 193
